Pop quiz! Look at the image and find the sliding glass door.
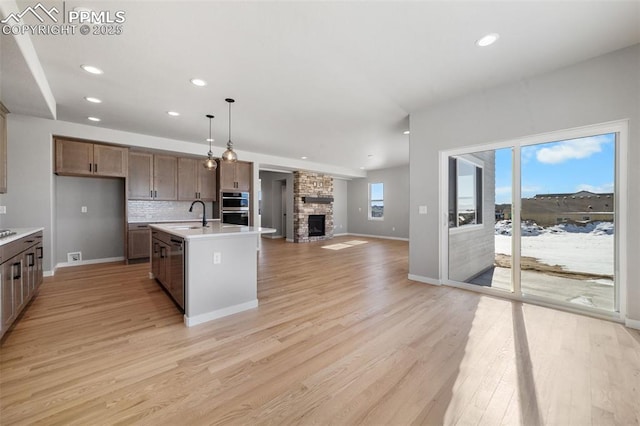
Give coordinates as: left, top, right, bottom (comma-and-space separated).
444, 125, 622, 315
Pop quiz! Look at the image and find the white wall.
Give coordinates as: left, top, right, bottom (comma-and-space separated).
347, 165, 409, 239
333, 178, 348, 235
409, 44, 640, 322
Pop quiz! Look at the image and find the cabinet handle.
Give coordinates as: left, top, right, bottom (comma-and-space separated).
25, 240, 34, 243
13, 262, 21, 280
160, 246, 166, 258
154, 190, 158, 198
27, 253, 35, 267
89, 163, 92, 172
37, 247, 43, 259
94, 163, 98, 173
150, 190, 153, 198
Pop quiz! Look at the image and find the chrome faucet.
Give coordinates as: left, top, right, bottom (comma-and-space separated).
189, 200, 207, 227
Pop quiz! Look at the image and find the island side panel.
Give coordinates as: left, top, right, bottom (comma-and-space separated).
184, 233, 258, 326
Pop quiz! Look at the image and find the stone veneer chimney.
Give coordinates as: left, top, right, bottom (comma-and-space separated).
293, 171, 334, 243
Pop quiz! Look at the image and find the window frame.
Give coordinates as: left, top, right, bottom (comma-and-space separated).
368, 182, 384, 221
448, 156, 484, 231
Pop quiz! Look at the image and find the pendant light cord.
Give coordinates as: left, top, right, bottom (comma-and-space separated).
209, 116, 212, 151
228, 101, 232, 144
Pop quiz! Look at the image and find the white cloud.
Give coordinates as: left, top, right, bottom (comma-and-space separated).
495, 186, 512, 195
576, 182, 614, 193
535, 135, 611, 164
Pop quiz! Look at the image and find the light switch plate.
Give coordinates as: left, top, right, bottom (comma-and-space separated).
419, 205, 428, 214
0, 206, 6, 214
213, 252, 221, 264
81, 206, 88, 213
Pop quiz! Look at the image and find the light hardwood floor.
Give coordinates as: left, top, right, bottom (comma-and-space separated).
1, 236, 639, 425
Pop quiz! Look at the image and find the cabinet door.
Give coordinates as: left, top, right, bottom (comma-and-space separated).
177, 157, 198, 200
151, 237, 161, 280
11, 260, 23, 315
235, 161, 252, 192
128, 152, 153, 200
198, 167, 217, 201
153, 155, 178, 200
218, 160, 236, 191
94, 145, 128, 177
55, 139, 94, 176
35, 243, 43, 288
1, 262, 14, 331
128, 229, 151, 259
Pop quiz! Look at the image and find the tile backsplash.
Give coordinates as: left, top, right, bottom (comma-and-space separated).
128, 200, 214, 222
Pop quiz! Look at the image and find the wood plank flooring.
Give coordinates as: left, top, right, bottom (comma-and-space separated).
1, 236, 639, 425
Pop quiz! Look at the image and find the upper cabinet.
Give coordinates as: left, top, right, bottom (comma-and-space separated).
218, 160, 252, 192
128, 151, 177, 200
177, 157, 217, 201
55, 138, 128, 177
0, 102, 8, 193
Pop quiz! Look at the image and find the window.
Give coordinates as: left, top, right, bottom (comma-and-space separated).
449, 157, 483, 228
369, 182, 384, 220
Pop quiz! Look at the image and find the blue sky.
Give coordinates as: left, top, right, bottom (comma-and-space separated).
495, 133, 615, 204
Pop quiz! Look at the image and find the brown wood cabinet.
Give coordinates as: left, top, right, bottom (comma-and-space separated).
218, 160, 252, 191
128, 152, 177, 200
1, 231, 44, 340
0, 102, 8, 194
55, 139, 128, 177
177, 157, 217, 201
127, 224, 151, 260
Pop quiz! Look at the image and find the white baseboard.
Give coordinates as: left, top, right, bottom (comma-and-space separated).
346, 233, 409, 242
333, 232, 348, 237
408, 274, 441, 286
55, 256, 125, 270
286, 238, 294, 243
44, 270, 54, 277
184, 299, 258, 327
625, 317, 640, 330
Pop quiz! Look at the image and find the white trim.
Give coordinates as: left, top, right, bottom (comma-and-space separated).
55, 256, 125, 270
261, 234, 283, 239
286, 238, 294, 243
346, 233, 408, 242
333, 233, 349, 237
625, 318, 640, 330
184, 299, 258, 327
615, 124, 628, 319
408, 274, 441, 285
44, 270, 54, 277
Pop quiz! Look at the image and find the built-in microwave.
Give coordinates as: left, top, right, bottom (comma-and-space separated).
222, 192, 249, 210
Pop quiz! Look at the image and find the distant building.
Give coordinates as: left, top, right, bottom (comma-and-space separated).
521, 190, 613, 226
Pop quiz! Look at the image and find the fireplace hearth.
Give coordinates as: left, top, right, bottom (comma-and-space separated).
308, 215, 326, 237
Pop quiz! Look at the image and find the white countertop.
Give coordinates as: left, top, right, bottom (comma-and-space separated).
149, 222, 276, 240
129, 218, 221, 224
0, 227, 44, 247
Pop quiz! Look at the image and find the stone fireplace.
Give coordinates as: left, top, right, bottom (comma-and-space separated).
293, 171, 333, 243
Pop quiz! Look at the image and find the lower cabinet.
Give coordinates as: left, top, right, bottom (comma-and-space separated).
128, 224, 151, 260
1, 231, 44, 340
150, 230, 184, 310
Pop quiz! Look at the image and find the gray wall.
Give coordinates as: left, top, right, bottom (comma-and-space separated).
347, 164, 409, 239
409, 44, 640, 321
258, 171, 292, 237
333, 178, 348, 235
55, 176, 125, 264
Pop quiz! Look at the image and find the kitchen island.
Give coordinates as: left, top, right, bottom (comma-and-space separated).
149, 222, 275, 327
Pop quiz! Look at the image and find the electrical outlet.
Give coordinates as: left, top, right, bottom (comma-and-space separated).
392, 226, 395, 231
213, 252, 221, 264
81, 206, 88, 213
419, 205, 428, 215
0, 206, 6, 214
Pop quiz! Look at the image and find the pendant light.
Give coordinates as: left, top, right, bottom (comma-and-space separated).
221, 98, 238, 162
203, 114, 217, 171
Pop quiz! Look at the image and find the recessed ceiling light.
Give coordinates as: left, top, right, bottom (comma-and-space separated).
206, 138, 214, 142
87, 116, 101, 122
367, 154, 373, 158
476, 33, 500, 47
301, 156, 308, 160
403, 130, 410, 135
81, 64, 103, 74
167, 111, 180, 117
360, 167, 365, 170
190, 78, 207, 87
84, 96, 102, 103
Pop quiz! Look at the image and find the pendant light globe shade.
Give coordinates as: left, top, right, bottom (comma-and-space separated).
222, 98, 238, 162
203, 114, 217, 171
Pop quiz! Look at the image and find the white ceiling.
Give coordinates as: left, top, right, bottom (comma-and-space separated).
2, 1, 639, 172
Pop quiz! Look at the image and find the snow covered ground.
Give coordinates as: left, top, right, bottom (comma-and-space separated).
494, 221, 614, 277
